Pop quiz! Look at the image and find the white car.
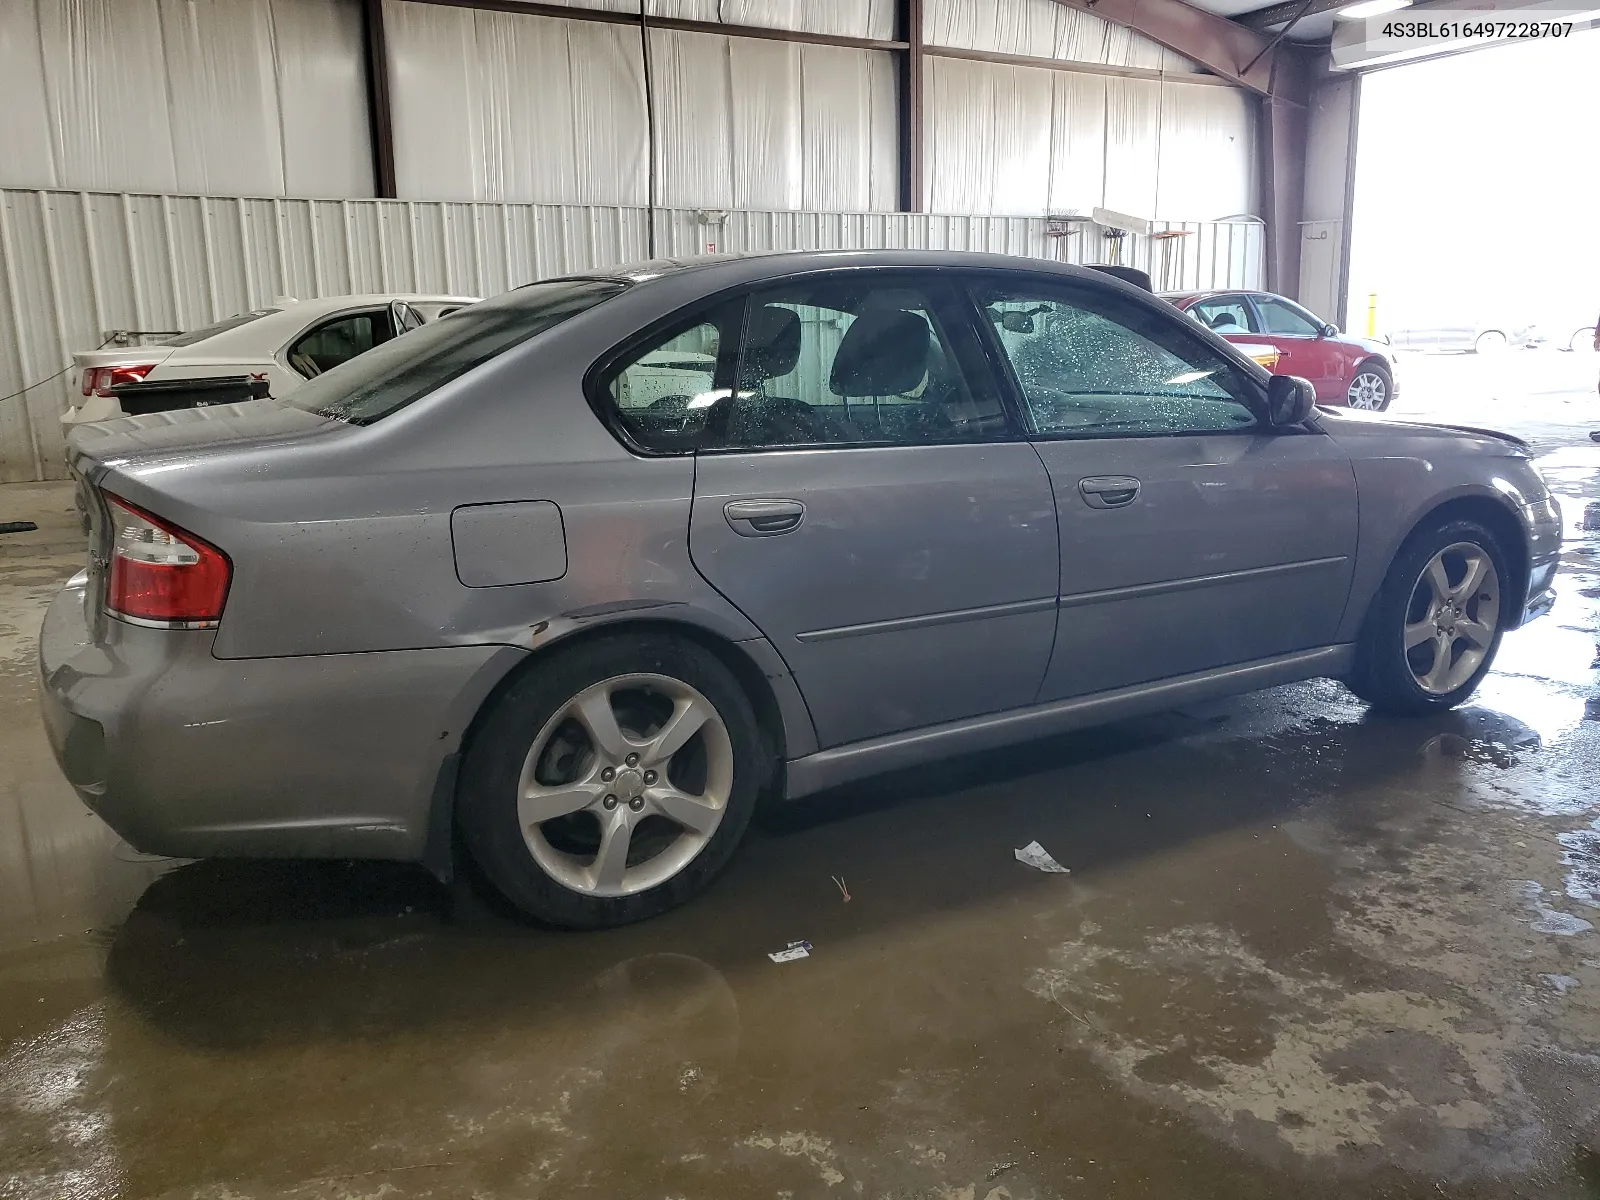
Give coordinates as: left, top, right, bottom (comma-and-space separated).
64, 293, 478, 425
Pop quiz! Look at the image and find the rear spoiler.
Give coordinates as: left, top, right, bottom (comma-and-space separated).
1085, 265, 1153, 291
111, 374, 271, 416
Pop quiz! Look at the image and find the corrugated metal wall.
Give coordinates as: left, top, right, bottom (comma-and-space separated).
0, 187, 1263, 482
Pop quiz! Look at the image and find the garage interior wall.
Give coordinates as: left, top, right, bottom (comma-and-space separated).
923, 0, 1256, 219
0, 0, 1265, 483
0, 0, 375, 198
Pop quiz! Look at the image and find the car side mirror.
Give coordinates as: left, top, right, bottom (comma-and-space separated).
1265, 375, 1316, 427
1320, 323, 1338, 338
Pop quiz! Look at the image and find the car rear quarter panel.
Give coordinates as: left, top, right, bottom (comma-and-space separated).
96, 281, 821, 759
1322, 415, 1549, 643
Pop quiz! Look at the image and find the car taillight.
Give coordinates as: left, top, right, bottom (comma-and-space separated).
89, 364, 156, 397
105, 494, 231, 627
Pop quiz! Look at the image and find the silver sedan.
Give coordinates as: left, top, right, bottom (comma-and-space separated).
40, 251, 1562, 928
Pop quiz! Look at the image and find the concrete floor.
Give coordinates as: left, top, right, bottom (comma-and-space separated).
2, 350, 1598, 1200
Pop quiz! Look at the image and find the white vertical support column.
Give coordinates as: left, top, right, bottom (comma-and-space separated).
376, 202, 390, 292
36, 193, 74, 401
161, 196, 183, 328
469, 204, 484, 297
199, 200, 221, 321
406, 201, 421, 291
80, 192, 107, 341
308, 203, 325, 297
237, 198, 256, 309
501, 205, 515, 291
0, 196, 44, 482
272, 198, 289, 299
340, 200, 355, 294
121, 194, 148, 332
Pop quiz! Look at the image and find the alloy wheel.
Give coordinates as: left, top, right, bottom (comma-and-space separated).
1402, 542, 1500, 695
1346, 371, 1388, 410
517, 673, 734, 897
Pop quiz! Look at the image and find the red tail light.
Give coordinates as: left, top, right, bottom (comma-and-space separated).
105, 494, 231, 627
87, 364, 157, 397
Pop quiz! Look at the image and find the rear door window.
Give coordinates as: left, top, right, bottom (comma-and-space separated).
286, 310, 389, 378
1188, 296, 1255, 334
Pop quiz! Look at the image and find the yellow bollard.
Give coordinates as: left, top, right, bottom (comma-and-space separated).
1366, 292, 1377, 338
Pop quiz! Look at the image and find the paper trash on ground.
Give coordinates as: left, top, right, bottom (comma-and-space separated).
769, 940, 812, 963
1013, 840, 1070, 873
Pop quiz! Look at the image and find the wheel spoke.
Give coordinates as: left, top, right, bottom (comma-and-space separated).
590, 809, 633, 891
1425, 556, 1452, 604
573, 685, 630, 759
1452, 553, 1489, 602
1457, 618, 1493, 649
649, 786, 722, 837
1404, 618, 1435, 649
1419, 632, 1454, 691
520, 780, 602, 825
643, 696, 712, 766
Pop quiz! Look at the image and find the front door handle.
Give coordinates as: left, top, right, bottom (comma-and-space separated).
724, 498, 806, 536
1079, 476, 1141, 509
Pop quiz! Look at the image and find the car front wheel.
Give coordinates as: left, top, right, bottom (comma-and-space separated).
1345, 362, 1393, 411
458, 633, 765, 928
1348, 518, 1510, 715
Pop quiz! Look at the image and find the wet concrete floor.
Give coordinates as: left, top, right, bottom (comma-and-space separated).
2, 349, 1599, 1199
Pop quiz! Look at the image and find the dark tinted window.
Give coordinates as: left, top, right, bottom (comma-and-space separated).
976, 282, 1258, 439
286, 279, 627, 425
162, 309, 278, 347
722, 278, 1008, 449
287, 311, 388, 379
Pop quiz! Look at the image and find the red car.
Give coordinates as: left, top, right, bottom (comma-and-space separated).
1163, 289, 1397, 411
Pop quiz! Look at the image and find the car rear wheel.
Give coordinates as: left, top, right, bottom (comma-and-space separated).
1348, 518, 1509, 716
1345, 362, 1392, 411
1473, 330, 1508, 354
458, 633, 765, 928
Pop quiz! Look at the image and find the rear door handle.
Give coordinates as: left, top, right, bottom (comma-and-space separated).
724, 498, 806, 536
1079, 476, 1141, 509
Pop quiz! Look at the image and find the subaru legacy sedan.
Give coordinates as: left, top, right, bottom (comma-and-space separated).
40, 251, 1562, 929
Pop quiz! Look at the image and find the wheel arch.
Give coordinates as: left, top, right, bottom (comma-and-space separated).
1354, 492, 1530, 646
424, 616, 812, 880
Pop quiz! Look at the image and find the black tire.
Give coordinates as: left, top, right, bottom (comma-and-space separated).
1348, 517, 1511, 716
1345, 360, 1393, 412
458, 633, 765, 929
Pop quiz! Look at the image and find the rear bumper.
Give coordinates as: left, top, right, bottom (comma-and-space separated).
38, 576, 519, 860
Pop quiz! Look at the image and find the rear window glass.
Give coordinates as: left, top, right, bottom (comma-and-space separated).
162, 309, 279, 347
284, 279, 628, 425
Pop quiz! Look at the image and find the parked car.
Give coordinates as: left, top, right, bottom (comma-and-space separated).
1164, 288, 1399, 411
1382, 320, 1543, 354
41, 251, 1561, 929
63, 293, 478, 424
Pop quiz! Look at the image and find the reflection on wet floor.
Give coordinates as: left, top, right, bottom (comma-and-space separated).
1, 380, 1599, 1199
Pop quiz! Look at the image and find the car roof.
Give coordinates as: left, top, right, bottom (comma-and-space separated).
1159, 288, 1254, 303
568, 249, 1153, 289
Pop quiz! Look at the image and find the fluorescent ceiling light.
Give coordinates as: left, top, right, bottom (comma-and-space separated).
1337, 0, 1411, 17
